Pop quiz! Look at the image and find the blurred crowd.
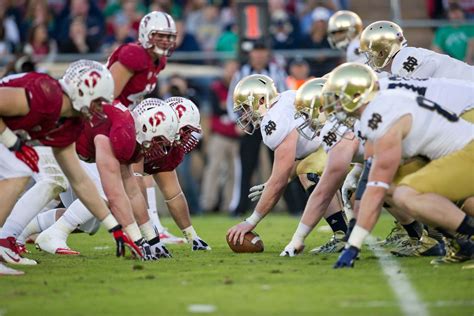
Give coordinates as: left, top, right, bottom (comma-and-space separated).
1, 0, 473, 216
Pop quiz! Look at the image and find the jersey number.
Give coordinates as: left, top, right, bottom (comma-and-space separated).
416, 96, 458, 122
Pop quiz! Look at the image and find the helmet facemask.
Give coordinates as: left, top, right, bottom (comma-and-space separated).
142, 135, 173, 160
234, 99, 264, 135
149, 31, 177, 57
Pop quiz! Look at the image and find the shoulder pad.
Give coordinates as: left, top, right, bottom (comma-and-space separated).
117, 44, 150, 72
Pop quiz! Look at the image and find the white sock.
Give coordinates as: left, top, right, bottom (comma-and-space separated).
0, 181, 60, 239
146, 187, 166, 233
139, 220, 158, 241
182, 226, 198, 243
62, 200, 95, 229
124, 222, 143, 243
291, 222, 312, 244
17, 208, 59, 244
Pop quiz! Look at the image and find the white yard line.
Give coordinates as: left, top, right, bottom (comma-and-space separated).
366, 236, 430, 316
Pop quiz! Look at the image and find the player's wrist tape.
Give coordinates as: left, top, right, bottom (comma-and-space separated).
348, 225, 369, 249
367, 181, 390, 189
0, 127, 19, 149
102, 214, 120, 231
245, 211, 263, 226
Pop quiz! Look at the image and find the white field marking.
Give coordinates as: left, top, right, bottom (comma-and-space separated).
340, 300, 474, 308
366, 236, 429, 316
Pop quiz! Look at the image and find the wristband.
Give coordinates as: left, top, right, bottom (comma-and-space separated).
245, 211, 263, 226
367, 181, 390, 190
347, 225, 369, 249
0, 127, 19, 148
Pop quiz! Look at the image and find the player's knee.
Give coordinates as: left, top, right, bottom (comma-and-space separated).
392, 185, 421, 216
36, 177, 68, 198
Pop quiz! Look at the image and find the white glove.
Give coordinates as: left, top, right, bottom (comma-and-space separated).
279, 240, 305, 257
341, 164, 363, 216
192, 237, 212, 251
248, 183, 266, 202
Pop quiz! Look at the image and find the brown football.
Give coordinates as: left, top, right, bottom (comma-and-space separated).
227, 231, 264, 253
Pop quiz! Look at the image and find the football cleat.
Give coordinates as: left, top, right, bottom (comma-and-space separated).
431, 238, 474, 265
0, 262, 24, 276
310, 231, 345, 254
15, 242, 29, 255
390, 231, 445, 257
192, 237, 211, 251
159, 229, 187, 244
35, 229, 80, 255
0, 237, 37, 265
377, 222, 409, 248
280, 240, 305, 257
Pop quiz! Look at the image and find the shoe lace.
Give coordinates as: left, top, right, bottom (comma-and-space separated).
320, 234, 340, 251
385, 226, 403, 242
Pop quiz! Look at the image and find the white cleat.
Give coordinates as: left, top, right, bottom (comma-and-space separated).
159, 229, 187, 244
35, 229, 80, 255
0, 237, 37, 265
0, 263, 24, 276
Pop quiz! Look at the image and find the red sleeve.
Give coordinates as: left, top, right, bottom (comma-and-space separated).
41, 118, 84, 148
117, 44, 150, 72
144, 146, 185, 174
108, 107, 137, 163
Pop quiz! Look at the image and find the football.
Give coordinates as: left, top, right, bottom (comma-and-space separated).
227, 231, 264, 253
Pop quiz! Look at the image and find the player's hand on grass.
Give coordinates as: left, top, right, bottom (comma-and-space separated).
192, 237, 211, 251
136, 238, 158, 261
248, 183, 266, 202
280, 240, 305, 257
111, 227, 143, 258
148, 236, 172, 258
334, 245, 359, 269
227, 221, 255, 246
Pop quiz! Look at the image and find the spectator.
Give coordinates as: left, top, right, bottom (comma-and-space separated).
192, 3, 223, 52
215, 22, 238, 55
432, 3, 474, 63
105, 0, 144, 40
22, 0, 54, 38
23, 23, 57, 61
161, 74, 203, 214
200, 60, 240, 213
286, 56, 312, 89
300, 6, 341, 77
55, 0, 105, 53
174, 19, 201, 52
269, 0, 301, 49
226, 40, 308, 216
0, 0, 20, 54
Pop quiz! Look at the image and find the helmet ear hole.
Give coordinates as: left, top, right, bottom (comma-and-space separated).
78, 89, 84, 97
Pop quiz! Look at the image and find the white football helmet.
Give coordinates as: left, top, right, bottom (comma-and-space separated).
133, 98, 179, 160
139, 11, 177, 57
59, 60, 114, 113
165, 97, 201, 153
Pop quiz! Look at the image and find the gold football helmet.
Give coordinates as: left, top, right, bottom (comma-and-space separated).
327, 10, 363, 50
294, 78, 327, 140
322, 62, 379, 119
359, 20, 406, 69
233, 74, 279, 134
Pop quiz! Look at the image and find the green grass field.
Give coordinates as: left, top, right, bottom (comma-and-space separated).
0, 213, 472, 316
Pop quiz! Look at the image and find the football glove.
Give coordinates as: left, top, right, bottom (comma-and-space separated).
248, 183, 265, 202
10, 138, 39, 173
148, 236, 172, 258
111, 226, 142, 258
192, 237, 211, 251
136, 238, 158, 261
333, 245, 360, 269
279, 240, 305, 257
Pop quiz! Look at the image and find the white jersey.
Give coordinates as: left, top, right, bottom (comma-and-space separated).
391, 46, 474, 82
359, 89, 474, 160
379, 76, 474, 115
346, 38, 366, 64
260, 90, 321, 159
320, 116, 365, 163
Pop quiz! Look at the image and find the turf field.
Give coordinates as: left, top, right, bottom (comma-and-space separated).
0, 213, 472, 316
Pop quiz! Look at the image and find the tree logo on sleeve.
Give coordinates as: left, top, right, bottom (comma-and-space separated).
264, 120, 277, 136
402, 56, 418, 73
368, 113, 382, 130
322, 131, 337, 147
